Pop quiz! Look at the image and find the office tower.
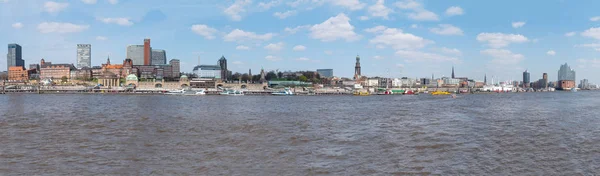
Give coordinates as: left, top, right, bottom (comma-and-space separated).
523, 70, 530, 87
7, 43, 24, 71
76, 44, 91, 68
151, 49, 166, 65
218, 56, 228, 81
126, 45, 144, 65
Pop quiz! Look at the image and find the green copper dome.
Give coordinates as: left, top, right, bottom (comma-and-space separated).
126, 74, 138, 81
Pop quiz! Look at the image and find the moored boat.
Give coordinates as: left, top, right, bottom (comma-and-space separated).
431, 90, 451, 95
272, 88, 294, 96
220, 89, 244, 96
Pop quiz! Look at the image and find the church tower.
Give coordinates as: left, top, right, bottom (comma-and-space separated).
354, 55, 361, 80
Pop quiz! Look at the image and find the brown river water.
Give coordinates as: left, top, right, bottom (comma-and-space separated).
1, 92, 599, 175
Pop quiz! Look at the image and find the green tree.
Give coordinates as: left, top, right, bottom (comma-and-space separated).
277, 71, 283, 79
241, 74, 250, 82
61, 76, 68, 83
299, 75, 308, 82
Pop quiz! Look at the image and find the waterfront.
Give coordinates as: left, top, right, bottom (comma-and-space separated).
1, 92, 600, 175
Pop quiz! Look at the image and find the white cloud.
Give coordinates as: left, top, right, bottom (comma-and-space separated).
373, 55, 383, 60
437, 47, 462, 56
591, 16, 600, 21
368, 0, 393, 19
98, 17, 133, 26
366, 25, 433, 50
407, 10, 438, 21
107, 0, 118, 5
264, 42, 284, 51
224, 29, 275, 42
395, 0, 421, 9
265, 55, 281, 61
575, 43, 600, 51
96, 36, 107, 41
396, 50, 460, 63
429, 24, 463, 35
236, 45, 250, 50
12, 22, 23, 29
310, 13, 360, 42
547, 50, 556, 56
476, 33, 529, 48
232, 61, 244, 65
191, 24, 218, 39
330, 0, 365, 10
512, 21, 526, 28
274, 10, 297, 19
565, 32, 576, 37
224, 0, 252, 21
37, 22, 89, 34
581, 27, 600, 40
296, 57, 310, 61
44, 1, 69, 13
284, 25, 310, 34
577, 59, 600, 68
359, 16, 369, 21
481, 49, 524, 65
81, 0, 97, 4
324, 50, 333, 55
396, 64, 405, 68
445, 6, 463, 16
293, 45, 306, 51
395, 0, 438, 21
258, 0, 280, 10
410, 24, 419, 28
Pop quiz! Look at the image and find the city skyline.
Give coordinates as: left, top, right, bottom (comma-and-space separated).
2, 0, 600, 82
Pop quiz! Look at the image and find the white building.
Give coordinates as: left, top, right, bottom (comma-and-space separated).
193, 65, 221, 79
76, 44, 91, 68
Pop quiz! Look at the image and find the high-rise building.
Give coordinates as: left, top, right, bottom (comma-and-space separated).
151, 49, 166, 65
7, 44, 24, 71
484, 74, 487, 85
170, 59, 180, 78
218, 56, 228, 81
542, 73, 548, 89
143, 39, 151, 65
558, 63, 576, 90
76, 44, 91, 68
523, 70, 530, 87
317, 69, 333, 78
451, 66, 455, 79
354, 55, 361, 80
126, 45, 144, 65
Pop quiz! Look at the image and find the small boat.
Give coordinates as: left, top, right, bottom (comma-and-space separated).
220, 89, 244, 96
571, 88, 577, 92
431, 90, 451, 95
404, 90, 415, 95
272, 88, 294, 96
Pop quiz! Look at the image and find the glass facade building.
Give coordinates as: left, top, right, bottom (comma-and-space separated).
126, 45, 145, 65
558, 63, 576, 81
317, 69, 333, 78
151, 49, 166, 65
522, 70, 530, 85
77, 44, 91, 68
7, 43, 24, 71
193, 65, 221, 79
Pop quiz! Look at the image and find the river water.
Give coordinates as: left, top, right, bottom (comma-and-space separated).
0, 92, 599, 175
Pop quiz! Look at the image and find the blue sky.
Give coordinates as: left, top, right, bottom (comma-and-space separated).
2, 0, 600, 83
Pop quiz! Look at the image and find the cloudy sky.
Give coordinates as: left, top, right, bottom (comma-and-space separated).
2, 0, 600, 83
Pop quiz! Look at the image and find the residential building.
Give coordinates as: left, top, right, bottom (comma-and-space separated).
420, 78, 431, 86
558, 63, 576, 90
151, 49, 166, 65
442, 77, 460, 87
193, 65, 221, 79
8, 66, 28, 81
7, 44, 24, 71
76, 44, 91, 68
317, 69, 333, 78
542, 73, 548, 89
169, 59, 180, 78
144, 38, 151, 65
580, 79, 590, 89
126, 45, 145, 65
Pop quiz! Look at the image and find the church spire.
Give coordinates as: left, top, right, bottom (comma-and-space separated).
107, 55, 111, 65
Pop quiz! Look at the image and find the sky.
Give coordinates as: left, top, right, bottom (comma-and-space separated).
2, 0, 600, 83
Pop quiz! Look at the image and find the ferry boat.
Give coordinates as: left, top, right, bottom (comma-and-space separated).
272, 88, 294, 96
353, 91, 370, 96
220, 89, 244, 96
165, 89, 185, 95
431, 90, 451, 95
